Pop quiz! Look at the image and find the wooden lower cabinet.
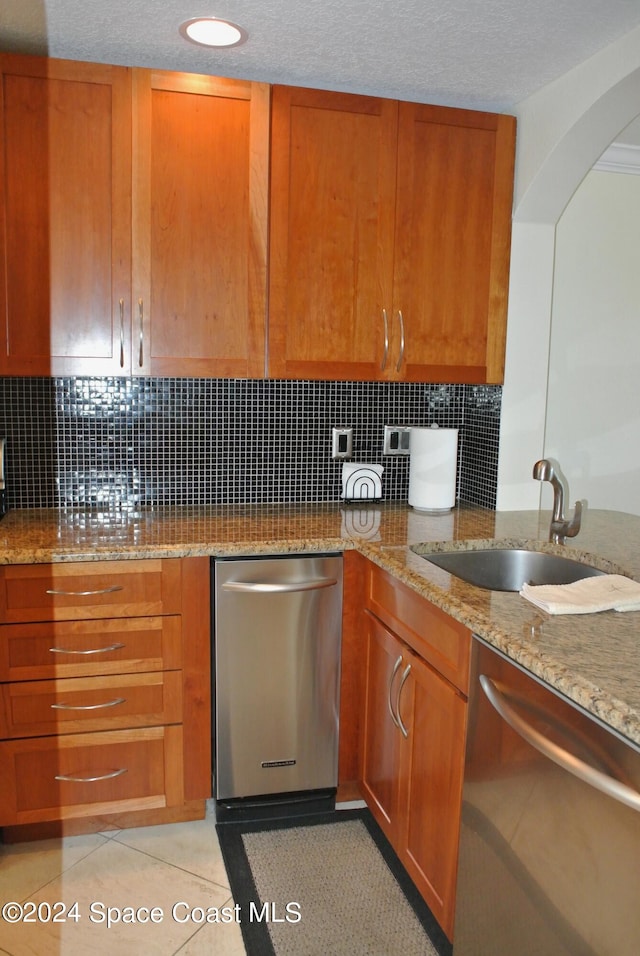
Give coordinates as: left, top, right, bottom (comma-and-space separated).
402, 637, 467, 938
360, 599, 468, 941
0, 726, 183, 824
0, 557, 210, 837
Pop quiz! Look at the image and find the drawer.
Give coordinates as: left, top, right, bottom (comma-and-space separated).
0, 726, 184, 825
0, 616, 182, 681
367, 562, 470, 694
0, 560, 182, 624
0, 671, 182, 738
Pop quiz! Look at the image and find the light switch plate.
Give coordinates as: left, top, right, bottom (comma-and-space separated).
383, 425, 411, 455
332, 427, 353, 459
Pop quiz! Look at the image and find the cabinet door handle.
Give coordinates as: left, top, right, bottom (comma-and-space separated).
138, 298, 144, 367
45, 585, 123, 597
396, 663, 411, 738
119, 298, 125, 368
396, 310, 405, 373
51, 697, 126, 711
388, 654, 403, 728
54, 768, 127, 783
381, 309, 389, 371
49, 642, 126, 656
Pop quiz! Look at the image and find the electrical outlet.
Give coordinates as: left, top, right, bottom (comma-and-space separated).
332, 427, 353, 459
383, 425, 411, 455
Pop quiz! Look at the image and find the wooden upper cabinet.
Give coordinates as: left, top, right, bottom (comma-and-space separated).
269, 87, 397, 380
0, 55, 132, 376
0, 56, 513, 382
268, 86, 515, 383
132, 71, 269, 377
393, 103, 515, 383
0, 55, 269, 378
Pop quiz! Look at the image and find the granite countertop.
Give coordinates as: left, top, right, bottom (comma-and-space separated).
1, 501, 640, 749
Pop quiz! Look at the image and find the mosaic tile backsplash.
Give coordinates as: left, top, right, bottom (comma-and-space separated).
0, 378, 501, 511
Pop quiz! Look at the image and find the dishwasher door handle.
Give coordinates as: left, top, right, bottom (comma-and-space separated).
221, 577, 338, 594
480, 674, 640, 813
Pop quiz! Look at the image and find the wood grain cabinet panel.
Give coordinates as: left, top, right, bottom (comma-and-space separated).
0, 670, 182, 738
0, 726, 183, 825
360, 561, 470, 941
132, 71, 269, 378
0, 615, 182, 682
360, 613, 406, 832
0, 54, 132, 375
268, 87, 398, 380
0, 557, 210, 835
393, 104, 516, 383
0, 559, 182, 623
268, 86, 515, 383
0, 54, 269, 378
367, 562, 470, 693
400, 644, 467, 940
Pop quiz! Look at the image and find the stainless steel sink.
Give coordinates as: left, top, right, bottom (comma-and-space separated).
413, 547, 607, 592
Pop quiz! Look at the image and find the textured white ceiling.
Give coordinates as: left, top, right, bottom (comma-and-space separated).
2, 0, 640, 113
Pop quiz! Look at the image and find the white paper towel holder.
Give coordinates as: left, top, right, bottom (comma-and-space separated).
408, 424, 458, 514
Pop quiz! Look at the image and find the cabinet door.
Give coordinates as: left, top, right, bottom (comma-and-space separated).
392, 103, 515, 383
359, 612, 409, 839
269, 86, 397, 380
132, 71, 269, 377
400, 647, 467, 940
0, 54, 132, 375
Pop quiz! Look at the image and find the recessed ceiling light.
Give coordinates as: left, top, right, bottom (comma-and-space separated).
179, 17, 248, 49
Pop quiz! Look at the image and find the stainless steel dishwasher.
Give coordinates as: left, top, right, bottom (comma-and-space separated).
453, 636, 640, 955
213, 553, 342, 816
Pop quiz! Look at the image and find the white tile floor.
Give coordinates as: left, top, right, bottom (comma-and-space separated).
0, 801, 246, 956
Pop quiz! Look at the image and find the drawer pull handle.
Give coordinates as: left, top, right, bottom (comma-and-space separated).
45, 585, 124, 597
51, 697, 126, 711
55, 768, 128, 784
49, 642, 126, 656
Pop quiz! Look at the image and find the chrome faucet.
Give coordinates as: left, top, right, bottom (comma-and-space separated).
533, 458, 583, 543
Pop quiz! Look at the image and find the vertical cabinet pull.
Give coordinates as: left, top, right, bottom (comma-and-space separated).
396, 663, 412, 738
119, 298, 125, 368
396, 310, 405, 372
380, 308, 407, 373
381, 309, 389, 371
388, 655, 403, 728
138, 298, 144, 367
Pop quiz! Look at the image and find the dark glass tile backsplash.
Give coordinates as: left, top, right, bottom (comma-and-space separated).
0, 378, 501, 511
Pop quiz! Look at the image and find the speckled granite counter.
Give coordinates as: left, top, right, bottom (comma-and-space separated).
1, 502, 640, 749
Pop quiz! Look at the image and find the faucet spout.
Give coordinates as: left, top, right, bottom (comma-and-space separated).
532, 458, 583, 543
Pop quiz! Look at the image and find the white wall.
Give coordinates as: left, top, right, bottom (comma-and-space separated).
495, 221, 555, 510
496, 25, 640, 512
545, 169, 640, 514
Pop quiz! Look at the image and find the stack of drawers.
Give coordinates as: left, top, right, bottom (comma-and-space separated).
0, 558, 208, 829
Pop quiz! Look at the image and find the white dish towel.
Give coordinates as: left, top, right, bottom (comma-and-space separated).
520, 574, 640, 615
